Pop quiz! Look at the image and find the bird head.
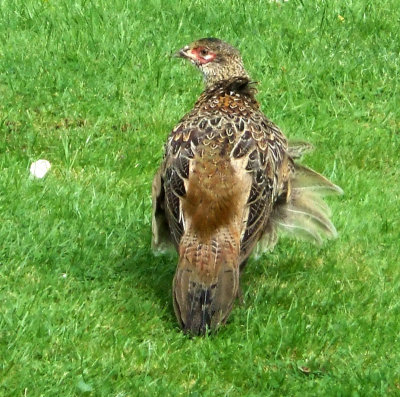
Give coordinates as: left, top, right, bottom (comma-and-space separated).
175, 38, 249, 87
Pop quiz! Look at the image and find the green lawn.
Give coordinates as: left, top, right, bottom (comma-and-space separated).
1, 0, 399, 395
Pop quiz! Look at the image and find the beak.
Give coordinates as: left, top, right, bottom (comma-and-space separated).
173, 45, 191, 59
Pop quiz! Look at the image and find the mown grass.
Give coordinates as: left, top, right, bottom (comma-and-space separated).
1, 0, 399, 395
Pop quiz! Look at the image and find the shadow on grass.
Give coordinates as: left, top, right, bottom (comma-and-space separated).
120, 232, 178, 323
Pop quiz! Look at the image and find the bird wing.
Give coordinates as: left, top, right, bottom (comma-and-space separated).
151, 165, 175, 252
229, 109, 289, 264
151, 110, 197, 252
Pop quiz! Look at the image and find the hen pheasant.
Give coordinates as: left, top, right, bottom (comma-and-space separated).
152, 38, 342, 335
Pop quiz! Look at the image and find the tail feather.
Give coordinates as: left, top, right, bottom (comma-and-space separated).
287, 140, 314, 159
292, 164, 343, 195
173, 232, 239, 335
257, 162, 342, 252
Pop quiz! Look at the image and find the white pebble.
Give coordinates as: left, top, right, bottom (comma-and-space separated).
30, 159, 51, 179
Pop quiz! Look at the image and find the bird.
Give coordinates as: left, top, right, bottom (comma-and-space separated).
152, 38, 342, 335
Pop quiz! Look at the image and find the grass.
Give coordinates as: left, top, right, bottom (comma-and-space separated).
1, 0, 399, 395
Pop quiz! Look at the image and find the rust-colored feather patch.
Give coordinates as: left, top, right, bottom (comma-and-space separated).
182, 155, 241, 239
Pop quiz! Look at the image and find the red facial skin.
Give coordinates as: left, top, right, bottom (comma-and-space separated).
190, 46, 217, 64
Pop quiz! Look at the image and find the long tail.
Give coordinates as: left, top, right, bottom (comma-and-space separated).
173, 229, 239, 335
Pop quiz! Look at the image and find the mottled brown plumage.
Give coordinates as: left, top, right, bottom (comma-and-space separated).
152, 38, 342, 335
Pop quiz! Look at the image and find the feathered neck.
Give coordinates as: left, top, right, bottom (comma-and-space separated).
201, 56, 250, 89
205, 77, 258, 99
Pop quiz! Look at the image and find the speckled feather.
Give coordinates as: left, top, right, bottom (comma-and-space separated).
152, 38, 342, 335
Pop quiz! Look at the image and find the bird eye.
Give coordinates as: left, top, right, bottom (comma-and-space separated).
200, 49, 208, 57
